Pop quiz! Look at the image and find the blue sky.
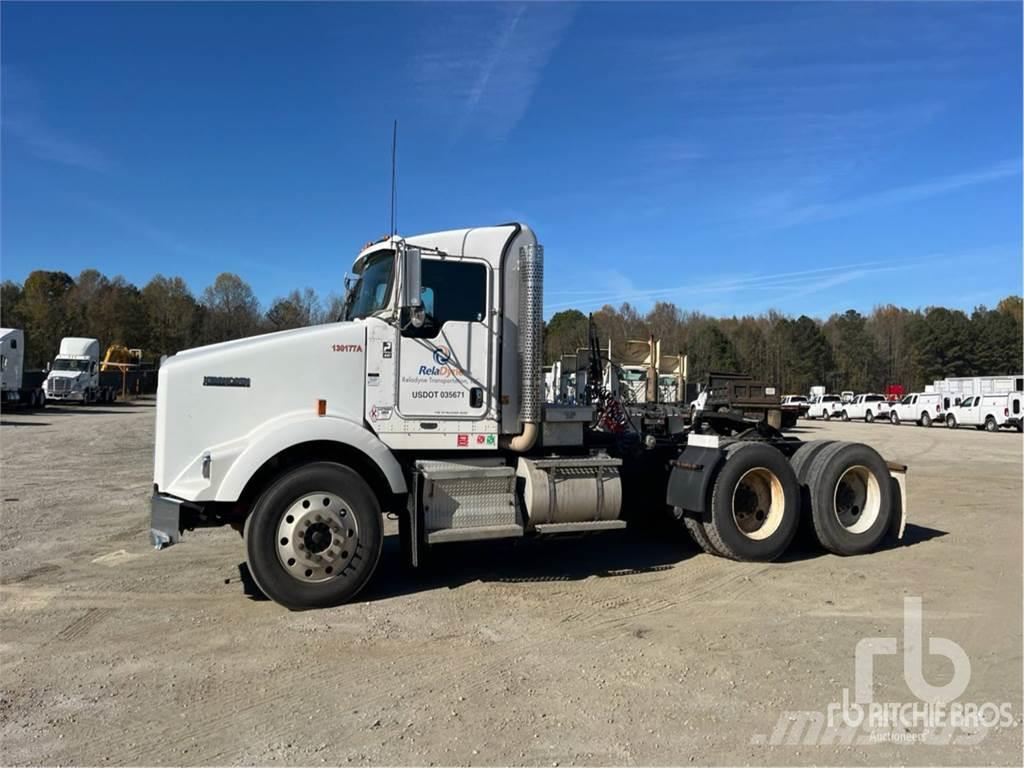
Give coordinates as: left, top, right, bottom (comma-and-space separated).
2, 1, 1021, 319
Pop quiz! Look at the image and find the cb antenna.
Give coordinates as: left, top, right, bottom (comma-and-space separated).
389, 119, 398, 240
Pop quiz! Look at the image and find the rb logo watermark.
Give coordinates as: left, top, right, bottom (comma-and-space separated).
752, 597, 1016, 747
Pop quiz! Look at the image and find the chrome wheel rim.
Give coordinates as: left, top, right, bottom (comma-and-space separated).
833, 465, 881, 534
276, 492, 359, 583
731, 468, 785, 541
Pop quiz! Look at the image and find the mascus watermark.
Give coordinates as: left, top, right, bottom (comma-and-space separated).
752, 597, 1017, 747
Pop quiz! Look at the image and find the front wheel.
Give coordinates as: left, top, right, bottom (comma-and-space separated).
822, 410, 831, 420
245, 462, 383, 610
985, 416, 998, 432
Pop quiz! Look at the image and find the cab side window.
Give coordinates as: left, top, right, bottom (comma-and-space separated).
404, 259, 487, 339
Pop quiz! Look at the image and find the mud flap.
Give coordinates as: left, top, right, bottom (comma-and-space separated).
665, 443, 725, 519
887, 462, 908, 540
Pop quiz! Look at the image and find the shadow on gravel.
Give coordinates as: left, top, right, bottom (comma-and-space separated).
0, 420, 51, 427
236, 514, 700, 604
778, 522, 948, 563
233, 520, 949, 605
36, 402, 153, 415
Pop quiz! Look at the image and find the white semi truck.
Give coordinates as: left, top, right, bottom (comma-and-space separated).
151, 223, 908, 610
0, 328, 46, 409
43, 337, 116, 404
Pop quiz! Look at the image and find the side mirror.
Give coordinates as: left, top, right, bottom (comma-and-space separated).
400, 246, 423, 310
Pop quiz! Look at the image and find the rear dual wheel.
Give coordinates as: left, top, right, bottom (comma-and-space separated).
696, 443, 800, 561
803, 442, 893, 556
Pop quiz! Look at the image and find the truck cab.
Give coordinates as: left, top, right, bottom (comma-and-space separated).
43, 338, 115, 404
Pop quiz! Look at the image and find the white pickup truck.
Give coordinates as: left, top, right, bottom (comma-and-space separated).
945, 393, 1023, 432
840, 394, 890, 423
809, 394, 843, 420
889, 393, 943, 427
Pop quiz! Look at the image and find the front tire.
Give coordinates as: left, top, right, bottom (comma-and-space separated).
701, 443, 800, 561
822, 410, 831, 420
245, 462, 383, 610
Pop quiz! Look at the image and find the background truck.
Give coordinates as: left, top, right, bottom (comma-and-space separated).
0, 328, 46, 409
150, 223, 908, 610
43, 337, 117, 404
945, 392, 1023, 432
889, 392, 943, 426
809, 393, 843, 420
840, 393, 890, 423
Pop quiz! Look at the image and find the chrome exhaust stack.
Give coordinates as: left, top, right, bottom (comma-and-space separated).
504, 242, 543, 452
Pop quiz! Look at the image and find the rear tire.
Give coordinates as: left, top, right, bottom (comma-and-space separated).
244, 462, 383, 610
921, 412, 932, 428
865, 410, 874, 423
822, 410, 831, 420
701, 443, 800, 561
946, 414, 957, 429
985, 416, 997, 432
679, 510, 722, 555
841, 411, 849, 422
805, 442, 893, 556
890, 412, 900, 425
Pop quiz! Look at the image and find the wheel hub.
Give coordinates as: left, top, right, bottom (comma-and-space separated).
276, 492, 359, 583
731, 467, 784, 541
833, 465, 881, 534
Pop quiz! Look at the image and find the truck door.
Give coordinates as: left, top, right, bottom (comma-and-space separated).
396, 256, 492, 420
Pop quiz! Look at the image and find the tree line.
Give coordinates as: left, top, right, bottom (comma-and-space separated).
1, 267, 1020, 394
545, 298, 1023, 394
0, 269, 344, 369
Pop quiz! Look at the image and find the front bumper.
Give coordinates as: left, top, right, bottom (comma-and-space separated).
150, 492, 203, 549
46, 391, 86, 401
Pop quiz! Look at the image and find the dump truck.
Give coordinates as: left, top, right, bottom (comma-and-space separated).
150, 223, 908, 610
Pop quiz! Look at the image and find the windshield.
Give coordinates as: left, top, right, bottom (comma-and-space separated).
344, 251, 394, 321
53, 358, 90, 372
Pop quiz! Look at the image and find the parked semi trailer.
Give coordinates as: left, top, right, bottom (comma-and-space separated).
150, 223, 908, 610
0, 328, 46, 409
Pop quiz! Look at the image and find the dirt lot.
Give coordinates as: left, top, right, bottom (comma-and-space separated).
1, 402, 1021, 766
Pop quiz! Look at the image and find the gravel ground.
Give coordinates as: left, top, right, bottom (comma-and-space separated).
1, 401, 1021, 766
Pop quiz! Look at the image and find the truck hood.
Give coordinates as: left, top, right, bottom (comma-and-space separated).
154, 321, 369, 499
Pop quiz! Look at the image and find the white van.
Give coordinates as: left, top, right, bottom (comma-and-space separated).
946, 392, 1023, 432
889, 392, 943, 427
841, 393, 890, 423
